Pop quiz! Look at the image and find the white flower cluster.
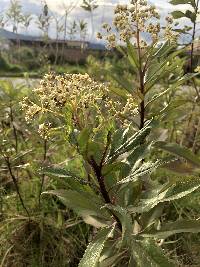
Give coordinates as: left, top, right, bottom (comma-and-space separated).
97, 0, 179, 48
21, 73, 138, 131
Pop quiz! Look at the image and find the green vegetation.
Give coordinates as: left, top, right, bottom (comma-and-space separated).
1, 0, 200, 266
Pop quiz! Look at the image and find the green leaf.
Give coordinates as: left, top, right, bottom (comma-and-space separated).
110, 86, 129, 100
109, 72, 134, 94
159, 99, 188, 117
173, 73, 198, 87
171, 10, 186, 19
109, 121, 152, 162
153, 42, 174, 59
142, 220, 200, 239
126, 142, 151, 167
77, 128, 91, 154
154, 141, 200, 167
140, 204, 165, 229
104, 205, 132, 244
145, 49, 184, 92
141, 239, 175, 266
146, 73, 196, 107
145, 87, 172, 107
99, 251, 124, 267
162, 159, 200, 174
170, 0, 190, 5
131, 239, 175, 267
42, 190, 110, 226
78, 227, 114, 267
117, 160, 166, 185
145, 58, 170, 89
42, 167, 87, 185
110, 127, 130, 156
129, 179, 200, 213
127, 41, 139, 69
102, 161, 127, 176
185, 10, 196, 22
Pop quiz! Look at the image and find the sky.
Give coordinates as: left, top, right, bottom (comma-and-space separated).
0, 0, 194, 42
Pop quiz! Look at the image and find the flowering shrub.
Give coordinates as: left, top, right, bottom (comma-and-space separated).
21, 76, 200, 267
1, 1, 200, 266
17, 1, 200, 266
22, 73, 138, 133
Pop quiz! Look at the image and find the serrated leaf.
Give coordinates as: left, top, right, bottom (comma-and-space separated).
140, 204, 165, 229
126, 142, 152, 167
162, 159, 200, 174
131, 239, 174, 267
42, 167, 87, 184
104, 204, 132, 244
42, 190, 110, 226
153, 42, 174, 59
78, 128, 91, 154
99, 252, 124, 267
142, 219, 200, 239
109, 121, 152, 162
117, 160, 166, 185
154, 141, 200, 167
146, 73, 196, 107
129, 179, 200, 213
78, 227, 114, 267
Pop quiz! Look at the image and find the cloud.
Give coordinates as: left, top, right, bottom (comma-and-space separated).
0, 0, 197, 42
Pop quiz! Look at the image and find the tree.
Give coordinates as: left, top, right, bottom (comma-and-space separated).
35, 3, 51, 39
60, 0, 79, 63
78, 19, 88, 42
81, 0, 98, 41
0, 13, 8, 29
68, 20, 77, 40
53, 15, 64, 64
6, 0, 23, 33
22, 13, 33, 34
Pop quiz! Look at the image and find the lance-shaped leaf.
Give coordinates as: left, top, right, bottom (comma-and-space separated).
127, 41, 139, 69
131, 239, 175, 267
104, 204, 132, 245
99, 251, 125, 267
141, 219, 200, 239
78, 227, 115, 267
185, 10, 196, 23
117, 159, 168, 185
152, 41, 175, 59
145, 49, 185, 92
77, 127, 91, 154
129, 179, 200, 213
42, 190, 110, 227
154, 141, 200, 167
109, 71, 134, 94
170, 0, 191, 5
109, 121, 152, 162
42, 167, 87, 185
171, 10, 186, 19
146, 73, 197, 107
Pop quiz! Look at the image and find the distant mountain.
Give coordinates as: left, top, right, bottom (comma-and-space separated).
0, 28, 106, 51
0, 28, 40, 41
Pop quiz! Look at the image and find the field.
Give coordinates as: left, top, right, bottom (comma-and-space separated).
1, 0, 200, 266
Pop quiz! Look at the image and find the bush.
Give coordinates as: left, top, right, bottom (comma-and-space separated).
0, 54, 12, 71
12, 47, 41, 70
0, 54, 23, 73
